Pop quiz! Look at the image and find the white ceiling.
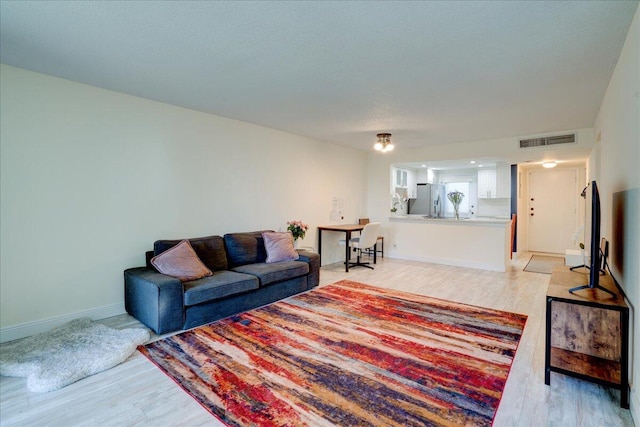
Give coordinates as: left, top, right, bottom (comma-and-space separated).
1, 1, 637, 156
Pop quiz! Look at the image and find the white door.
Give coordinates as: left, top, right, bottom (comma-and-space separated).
527, 168, 578, 254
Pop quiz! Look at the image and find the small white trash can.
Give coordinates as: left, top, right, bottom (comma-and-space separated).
565, 249, 584, 267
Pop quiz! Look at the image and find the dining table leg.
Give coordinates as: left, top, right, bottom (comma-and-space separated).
318, 229, 322, 266
345, 230, 351, 272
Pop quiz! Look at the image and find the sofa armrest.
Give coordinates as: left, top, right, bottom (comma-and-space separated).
296, 250, 320, 288
124, 267, 184, 334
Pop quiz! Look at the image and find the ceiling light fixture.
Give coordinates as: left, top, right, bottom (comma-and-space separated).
374, 133, 394, 152
542, 161, 557, 168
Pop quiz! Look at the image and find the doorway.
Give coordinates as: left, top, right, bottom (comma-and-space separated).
527, 168, 578, 254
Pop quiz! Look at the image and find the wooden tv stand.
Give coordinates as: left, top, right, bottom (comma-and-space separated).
545, 266, 629, 408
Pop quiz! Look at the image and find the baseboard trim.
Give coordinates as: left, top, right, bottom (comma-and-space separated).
386, 253, 506, 272
0, 303, 125, 343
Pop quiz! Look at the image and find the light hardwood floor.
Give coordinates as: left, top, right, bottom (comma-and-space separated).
1, 254, 634, 426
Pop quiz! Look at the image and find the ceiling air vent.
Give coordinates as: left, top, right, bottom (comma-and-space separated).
520, 133, 575, 148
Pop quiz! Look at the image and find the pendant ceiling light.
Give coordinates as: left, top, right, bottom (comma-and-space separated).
374, 133, 394, 152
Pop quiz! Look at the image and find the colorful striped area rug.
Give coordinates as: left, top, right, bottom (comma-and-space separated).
139, 280, 527, 426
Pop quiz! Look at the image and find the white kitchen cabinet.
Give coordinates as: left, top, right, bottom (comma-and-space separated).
426, 168, 435, 184
395, 168, 407, 187
392, 167, 417, 198
478, 164, 510, 198
478, 168, 497, 198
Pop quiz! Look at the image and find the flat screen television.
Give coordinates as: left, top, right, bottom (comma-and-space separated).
569, 180, 616, 297
589, 180, 601, 288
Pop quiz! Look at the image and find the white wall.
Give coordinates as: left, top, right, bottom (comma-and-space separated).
0, 65, 368, 338
593, 7, 640, 421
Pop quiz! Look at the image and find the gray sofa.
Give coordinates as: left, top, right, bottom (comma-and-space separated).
124, 231, 320, 334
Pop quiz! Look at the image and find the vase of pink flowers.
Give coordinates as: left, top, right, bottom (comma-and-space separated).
287, 220, 309, 247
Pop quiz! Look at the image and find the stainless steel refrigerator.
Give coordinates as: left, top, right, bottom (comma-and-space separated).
408, 183, 445, 217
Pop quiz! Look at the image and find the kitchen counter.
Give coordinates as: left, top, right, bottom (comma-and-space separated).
385, 215, 513, 272
390, 215, 510, 225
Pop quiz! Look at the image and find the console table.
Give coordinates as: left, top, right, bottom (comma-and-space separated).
545, 266, 629, 408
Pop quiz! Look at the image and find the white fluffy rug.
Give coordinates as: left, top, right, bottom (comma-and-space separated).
0, 318, 149, 392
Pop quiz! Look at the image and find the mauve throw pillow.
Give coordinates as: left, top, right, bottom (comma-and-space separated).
151, 240, 213, 281
262, 231, 299, 264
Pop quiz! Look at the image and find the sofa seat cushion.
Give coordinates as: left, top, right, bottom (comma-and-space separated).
231, 261, 309, 287
183, 270, 259, 306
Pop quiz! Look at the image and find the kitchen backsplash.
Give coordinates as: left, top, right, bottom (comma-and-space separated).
477, 198, 510, 218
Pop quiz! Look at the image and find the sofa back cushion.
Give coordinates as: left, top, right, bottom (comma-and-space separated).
224, 231, 270, 268
154, 235, 227, 271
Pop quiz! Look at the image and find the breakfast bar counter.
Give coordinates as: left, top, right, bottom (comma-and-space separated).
390, 215, 511, 225
386, 215, 512, 272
